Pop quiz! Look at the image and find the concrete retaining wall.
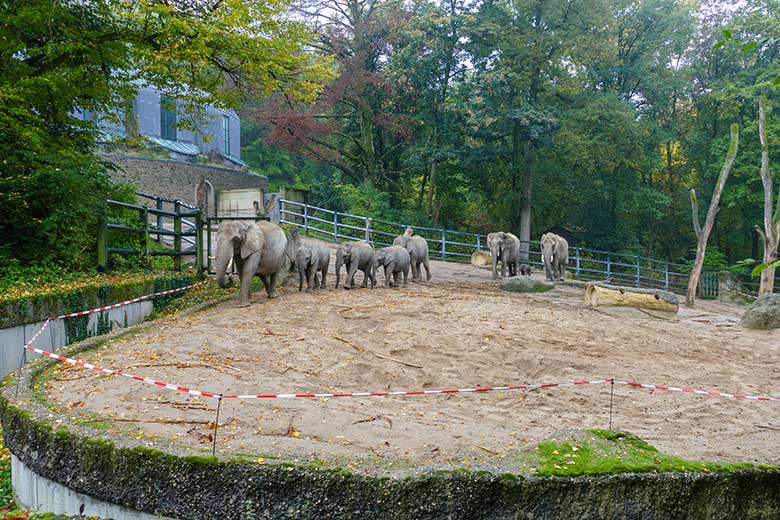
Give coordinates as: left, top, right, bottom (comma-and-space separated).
12, 455, 175, 520
0, 301, 153, 380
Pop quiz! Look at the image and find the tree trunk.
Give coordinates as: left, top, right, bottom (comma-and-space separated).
519, 138, 534, 261
685, 123, 739, 307
586, 282, 679, 313
757, 97, 780, 295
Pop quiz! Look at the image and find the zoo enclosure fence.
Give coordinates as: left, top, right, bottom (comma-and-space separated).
278, 198, 776, 297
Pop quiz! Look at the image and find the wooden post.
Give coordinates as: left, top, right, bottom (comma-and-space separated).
174, 202, 182, 272
206, 217, 213, 274
141, 205, 149, 265
97, 214, 108, 273
156, 199, 163, 242
195, 211, 204, 274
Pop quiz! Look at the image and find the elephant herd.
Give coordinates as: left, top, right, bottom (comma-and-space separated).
214, 220, 568, 307
214, 221, 432, 306
487, 231, 569, 282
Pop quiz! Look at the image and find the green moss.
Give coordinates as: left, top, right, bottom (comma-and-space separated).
513, 430, 769, 477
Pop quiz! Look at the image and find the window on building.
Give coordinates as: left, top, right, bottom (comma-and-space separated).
160, 96, 177, 140
223, 115, 230, 155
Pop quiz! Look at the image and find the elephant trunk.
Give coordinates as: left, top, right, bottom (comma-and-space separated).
542, 249, 554, 282
215, 245, 234, 289
491, 247, 500, 279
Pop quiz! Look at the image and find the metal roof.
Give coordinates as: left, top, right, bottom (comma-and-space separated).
144, 134, 200, 156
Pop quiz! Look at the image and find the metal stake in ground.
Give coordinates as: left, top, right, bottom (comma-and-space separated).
14, 328, 28, 398
212, 396, 223, 457
608, 378, 615, 430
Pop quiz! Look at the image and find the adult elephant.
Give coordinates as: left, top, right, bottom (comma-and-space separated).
335, 241, 377, 289
214, 221, 300, 306
487, 231, 521, 279
540, 232, 569, 281
393, 228, 431, 281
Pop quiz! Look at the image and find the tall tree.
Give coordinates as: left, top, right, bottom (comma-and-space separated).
755, 98, 780, 295
686, 124, 739, 307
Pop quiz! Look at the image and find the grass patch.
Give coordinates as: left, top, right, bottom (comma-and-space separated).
516, 429, 764, 477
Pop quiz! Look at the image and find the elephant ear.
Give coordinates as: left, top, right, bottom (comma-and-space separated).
241, 225, 263, 259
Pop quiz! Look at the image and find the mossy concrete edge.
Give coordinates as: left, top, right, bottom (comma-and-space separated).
3, 360, 780, 520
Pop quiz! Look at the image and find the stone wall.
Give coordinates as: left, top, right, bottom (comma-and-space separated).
101, 154, 268, 207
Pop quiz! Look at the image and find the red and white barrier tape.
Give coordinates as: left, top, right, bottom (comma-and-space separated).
55, 283, 202, 320
24, 344, 218, 398
17, 282, 780, 405
613, 380, 780, 402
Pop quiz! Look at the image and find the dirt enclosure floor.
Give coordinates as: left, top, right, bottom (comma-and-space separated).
44, 254, 780, 472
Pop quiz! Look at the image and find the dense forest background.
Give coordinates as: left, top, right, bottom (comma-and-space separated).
241, 0, 780, 268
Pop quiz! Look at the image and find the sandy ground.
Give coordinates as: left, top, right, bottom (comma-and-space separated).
43, 252, 780, 471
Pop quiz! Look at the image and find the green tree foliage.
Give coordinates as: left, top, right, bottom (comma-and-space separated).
1, 0, 331, 269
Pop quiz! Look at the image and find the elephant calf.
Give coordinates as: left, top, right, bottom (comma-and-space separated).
392, 228, 431, 281
519, 264, 532, 276
375, 245, 411, 288
335, 241, 377, 289
296, 242, 331, 291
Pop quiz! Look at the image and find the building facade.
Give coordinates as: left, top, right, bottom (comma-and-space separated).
78, 86, 245, 168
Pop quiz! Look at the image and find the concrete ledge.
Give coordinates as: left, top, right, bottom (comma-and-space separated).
12, 455, 176, 520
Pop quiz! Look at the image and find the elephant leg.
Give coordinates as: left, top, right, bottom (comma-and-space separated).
266, 272, 279, 298
385, 262, 394, 288
423, 258, 431, 281
307, 266, 316, 292
370, 264, 377, 288
491, 251, 498, 280
409, 253, 419, 280
402, 265, 409, 286
360, 266, 370, 288
320, 269, 327, 289
345, 261, 359, 289
237, 254, 261, 307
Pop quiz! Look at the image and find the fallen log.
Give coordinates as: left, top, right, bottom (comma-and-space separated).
471, 251, 491, 267
584, 282, 679, 314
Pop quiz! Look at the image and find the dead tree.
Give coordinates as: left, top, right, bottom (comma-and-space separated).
756, 98, 780, 296
686, 123, 739, 307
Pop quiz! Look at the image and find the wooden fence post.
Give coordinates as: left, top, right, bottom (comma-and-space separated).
174, 202, 182, 272
156, 199, 163, 243
97, 214, 108, 273
206, 218, 213, 274
195, 211, 204, 274
141, 205, 150, 265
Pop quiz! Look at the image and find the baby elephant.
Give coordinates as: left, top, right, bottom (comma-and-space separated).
296, 243, 331, 291
519, 264, 532, 276
375, 246, 411, 288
